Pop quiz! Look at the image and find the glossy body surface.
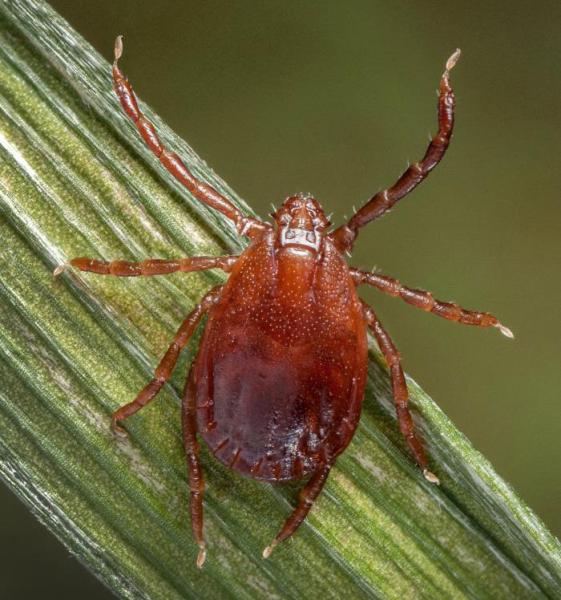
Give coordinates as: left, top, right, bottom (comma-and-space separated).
58, 38, 512, 566
194, 227, 368, 482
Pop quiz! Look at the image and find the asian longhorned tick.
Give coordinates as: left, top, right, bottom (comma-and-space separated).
55, 38, 512, 567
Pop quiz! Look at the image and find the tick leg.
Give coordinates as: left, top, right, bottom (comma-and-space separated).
263, 463, 332, 559
331, 50, 460, 252
362, 302, 439, 484
182, 370, 207, 568
352, 269, 513, 338
112, 36, 267, 240
111, 285, 222, 434
54, 255, 238, 277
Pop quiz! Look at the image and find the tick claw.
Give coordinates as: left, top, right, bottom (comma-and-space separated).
495, 322, 514, 339
423, 469, 440, 485
112, 418, 128, 438
445, 48, 461, 73
262, 539, 278, 559
114, 35, 124, 62
53, 263, 68, 277
196, 543, 206, 568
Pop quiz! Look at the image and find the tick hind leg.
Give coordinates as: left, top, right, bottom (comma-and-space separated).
111, 286, 222, 434
263, 463, 332, 559
362, 301, 439, 485
183, 370, 207, 568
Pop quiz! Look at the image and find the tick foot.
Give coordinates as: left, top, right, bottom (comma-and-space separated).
53, 263, 68, 277
114, 35, 124, 63
423, 469, 440, 485
445, 48, 461, 74
495, 322, 514, 339
262, 539, 278, 559
111, 417, 128, 438
196, 542, 206, 569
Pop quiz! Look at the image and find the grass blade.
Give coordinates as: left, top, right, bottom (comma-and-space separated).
0, 0, 559, 598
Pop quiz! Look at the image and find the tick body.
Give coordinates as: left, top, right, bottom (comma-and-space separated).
57, 38, 512, 566
195, 227, 368, 483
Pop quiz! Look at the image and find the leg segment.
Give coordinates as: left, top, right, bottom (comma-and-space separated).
112, 36, 267, 240
331, 50, 461, 252
182, 370, 207, 568
111, 285, 222, 433
263, 463, 332, 558
352, 269, 513, 338
362, 301, 439, 484
55, 255, 237, 277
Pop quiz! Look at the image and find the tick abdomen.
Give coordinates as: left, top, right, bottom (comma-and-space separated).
193, 233, 368, 481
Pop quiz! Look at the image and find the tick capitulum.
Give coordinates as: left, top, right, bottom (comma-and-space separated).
56, 38, 512, 567
275, 195, 330, 253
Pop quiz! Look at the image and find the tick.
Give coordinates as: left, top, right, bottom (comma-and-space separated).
56, 37, 512, 567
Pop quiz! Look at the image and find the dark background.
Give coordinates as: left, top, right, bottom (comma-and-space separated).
1, 1, 560, 597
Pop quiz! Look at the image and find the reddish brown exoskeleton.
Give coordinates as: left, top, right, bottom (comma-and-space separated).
56, 37, 513, 566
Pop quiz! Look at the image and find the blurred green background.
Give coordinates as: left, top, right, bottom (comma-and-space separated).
1, 1, 560, 597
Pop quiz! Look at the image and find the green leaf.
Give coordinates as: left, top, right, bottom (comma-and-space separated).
0, 0, 559, 598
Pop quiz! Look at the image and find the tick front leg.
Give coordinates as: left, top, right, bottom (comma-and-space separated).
112, 286, 222, 434
331, 50, 460, 252
183, 371, 207, 568
362, 302, 439, 484
263, 463, 332, 559
352, 269, 513, 338
54, 255, 238, 277
112, 36, 267, 240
